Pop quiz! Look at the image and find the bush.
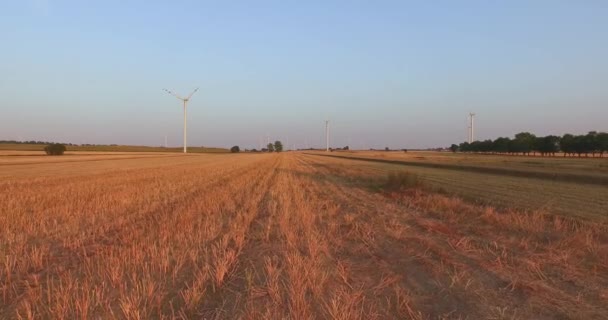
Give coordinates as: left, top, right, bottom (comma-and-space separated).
44, 143, 66, 155
384, 171, 423, 191
230, 146, 240, 153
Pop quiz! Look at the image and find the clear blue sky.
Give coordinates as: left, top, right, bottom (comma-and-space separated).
1, 1, 607, 149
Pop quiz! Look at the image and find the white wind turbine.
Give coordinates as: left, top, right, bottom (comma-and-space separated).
468, 112, 476, 143
325, 119, 330, 151
163, 88, 199, 153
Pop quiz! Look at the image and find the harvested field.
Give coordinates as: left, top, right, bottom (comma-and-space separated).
0, 153, 200, 178
1, 153, 607, 319
0, 144, 228, 153
328, 151, 608, 182
309, 152, 608, 221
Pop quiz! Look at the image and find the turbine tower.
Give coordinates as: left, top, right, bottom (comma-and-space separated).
468, 112, 476, 143
325, 119, 330, 152
163, 88, 199, 153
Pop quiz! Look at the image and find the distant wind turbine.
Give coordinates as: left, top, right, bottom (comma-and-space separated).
325, 119, 330, 151
468, 112, 476, 143
163, 88, 199, 153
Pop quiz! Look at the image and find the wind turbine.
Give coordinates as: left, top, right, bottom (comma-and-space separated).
163, 88, 199, 153
468, 112, 476, 143
325, 119, 330, 151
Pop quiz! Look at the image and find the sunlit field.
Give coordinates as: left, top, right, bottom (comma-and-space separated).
327, 150, 608, 182
313, 151, 608, 220
1, 152, 607, 319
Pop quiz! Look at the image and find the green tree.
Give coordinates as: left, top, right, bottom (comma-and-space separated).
536, 135, 560, 156
459, 142, 471, 152
230, 146, 240, 153
560, 134, 575, 157
585, 131, 599, 157
514, 132, 536, 155
274, 141, 283, 152
267, 143, 275, 152
449, 144, 459, 153
572, 135, 590, 157
44, 143, 67, 155
597, 132, 608, 157
479, 140, 493, 153
492, 137, 510, 154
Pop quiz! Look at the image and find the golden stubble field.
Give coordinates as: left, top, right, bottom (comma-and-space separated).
312, 151, 608, 220
1, 152, 607, 319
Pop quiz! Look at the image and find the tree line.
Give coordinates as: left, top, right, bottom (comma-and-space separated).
0, 140, 75, 145
231, 141, 284, 153
450, 131, 608, 157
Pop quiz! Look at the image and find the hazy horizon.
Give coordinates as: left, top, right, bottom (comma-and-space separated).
1, 1, 607, 149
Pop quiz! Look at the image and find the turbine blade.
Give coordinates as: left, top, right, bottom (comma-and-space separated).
163, 88, 184, 100
186, 87, 199, 100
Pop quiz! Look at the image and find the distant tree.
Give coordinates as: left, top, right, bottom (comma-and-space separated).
459, 142, 470, 152
44, 143, 66, 155
230, 146, 240, 153
535, 135, 561, 156
492, 137, 510, 154
273, 141, 283, 152
479, 139, 494, 153
572, 134, 591, 157
546, 136, 561, 156
343, 146, 349, 150
597, 132, 608, 157
507, 137, 522, 154
514, 132, 536, 155
560, 134, 575, 157
251, 148, 258, 152
468, 141, 482, 152
261, 148, 268, 152
267, 143, 275, 152
585, 131, 599, 157
385, 147, 390, 151
449, 144, 459, 153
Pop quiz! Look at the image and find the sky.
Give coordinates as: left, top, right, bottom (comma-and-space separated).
1, 0, 607, 149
